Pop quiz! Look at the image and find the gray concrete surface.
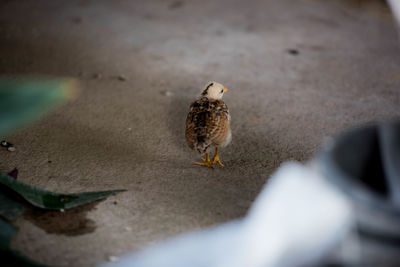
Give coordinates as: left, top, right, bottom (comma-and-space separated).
0, 0, 399, 266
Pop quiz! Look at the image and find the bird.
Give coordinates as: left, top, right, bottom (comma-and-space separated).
185, 82, 231, 168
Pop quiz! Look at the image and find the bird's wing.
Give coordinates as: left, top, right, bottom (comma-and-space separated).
185, 97, 230, 152
208, 100, 230, 146
185, 105, 197, 150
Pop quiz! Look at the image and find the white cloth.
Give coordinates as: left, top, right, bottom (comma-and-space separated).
101, 162, 353, 267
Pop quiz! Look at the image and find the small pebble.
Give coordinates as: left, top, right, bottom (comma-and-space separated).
108, 256, 119, 262
93, 73, 102, 79
127, 127, 132, 131
287, 49, 299, 55
117, 75, 127, 81
125, 226, 132, 232
72, 17, 82, 24
7, 146, 16, 152
169, 0, 184, 9
161, 90, 174, 97
60, 209, 65, 212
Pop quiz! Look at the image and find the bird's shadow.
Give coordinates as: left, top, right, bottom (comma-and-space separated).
166, 92, 194, 154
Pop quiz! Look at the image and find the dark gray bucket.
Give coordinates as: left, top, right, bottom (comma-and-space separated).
317, 122, 400, 266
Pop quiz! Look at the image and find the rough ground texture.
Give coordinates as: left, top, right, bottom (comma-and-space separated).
0, 0, 399, 266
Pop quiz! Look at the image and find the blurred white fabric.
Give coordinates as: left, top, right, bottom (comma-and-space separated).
101, 162, 353, 267
388, 0, 400, 27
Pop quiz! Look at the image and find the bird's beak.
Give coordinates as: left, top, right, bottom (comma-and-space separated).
223, 88, 228, 93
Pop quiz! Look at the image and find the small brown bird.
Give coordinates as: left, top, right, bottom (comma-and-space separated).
185, 82, 231, 168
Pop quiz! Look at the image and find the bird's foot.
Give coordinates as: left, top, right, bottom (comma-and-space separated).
193, 153, 214, 168
193, 160, 214, 168
212, 154, 224, 167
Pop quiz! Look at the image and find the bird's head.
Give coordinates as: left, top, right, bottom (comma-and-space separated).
201, 82, 228, 100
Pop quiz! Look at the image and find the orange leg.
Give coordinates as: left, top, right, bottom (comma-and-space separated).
193, 153, 214, 168
212, 146, 224, 167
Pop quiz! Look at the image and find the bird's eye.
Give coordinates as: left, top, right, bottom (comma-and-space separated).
220, 89, 224, 93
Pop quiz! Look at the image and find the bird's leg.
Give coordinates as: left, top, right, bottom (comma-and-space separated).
193, 153, 214, 168
212, 146, 224, 167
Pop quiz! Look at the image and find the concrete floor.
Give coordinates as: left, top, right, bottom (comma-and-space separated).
0, 0, 399, 266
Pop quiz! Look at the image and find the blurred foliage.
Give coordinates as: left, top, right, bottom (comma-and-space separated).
0, 77, 78, 137
0, 77, 125, 266
0, 218, 16, 250
0, 218, 47, 267
0, 191, 25, 221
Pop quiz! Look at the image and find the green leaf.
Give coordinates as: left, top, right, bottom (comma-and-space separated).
0, 77, 78, 136
0, 173, 125, 210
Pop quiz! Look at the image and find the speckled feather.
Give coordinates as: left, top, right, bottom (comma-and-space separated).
185, 96, 230, 154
